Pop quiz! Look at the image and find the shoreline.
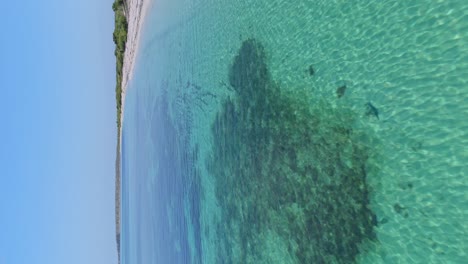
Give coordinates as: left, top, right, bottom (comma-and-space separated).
120, 0, 152, 138
115, 1, 151, 262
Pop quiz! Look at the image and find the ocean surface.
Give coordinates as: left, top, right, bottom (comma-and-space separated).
121, 1, 468, 263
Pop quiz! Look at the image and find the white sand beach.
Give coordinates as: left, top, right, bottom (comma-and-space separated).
120, 0, 152, 134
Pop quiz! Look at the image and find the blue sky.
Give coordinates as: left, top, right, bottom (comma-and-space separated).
0, 0, 118, 263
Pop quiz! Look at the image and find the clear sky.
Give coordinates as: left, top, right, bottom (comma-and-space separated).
0, 0, 118, 263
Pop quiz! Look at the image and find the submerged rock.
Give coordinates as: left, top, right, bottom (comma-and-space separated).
209, 39, 378, 264
365, 102, 379, 119
308, 65, 315, 76
337, 85, 347, 98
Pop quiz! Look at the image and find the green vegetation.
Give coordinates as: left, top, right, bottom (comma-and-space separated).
112, 0, 128, 130
112, 1, 126, 263
209, 39, 378, 263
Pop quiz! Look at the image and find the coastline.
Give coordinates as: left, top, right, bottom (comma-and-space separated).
115, 0, 151, 262
120, 0, 152, 138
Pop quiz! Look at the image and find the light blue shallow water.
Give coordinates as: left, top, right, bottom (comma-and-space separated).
122, 1, 468, 263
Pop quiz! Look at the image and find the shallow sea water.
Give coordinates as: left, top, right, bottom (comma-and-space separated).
121, 1, 468, 263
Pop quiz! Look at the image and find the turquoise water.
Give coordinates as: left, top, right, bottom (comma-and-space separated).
121, 0, 468, 263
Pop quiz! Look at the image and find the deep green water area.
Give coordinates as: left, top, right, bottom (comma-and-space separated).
121, 1, 468, 263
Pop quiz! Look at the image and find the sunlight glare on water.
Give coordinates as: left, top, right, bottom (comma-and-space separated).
122, 1, 468, 263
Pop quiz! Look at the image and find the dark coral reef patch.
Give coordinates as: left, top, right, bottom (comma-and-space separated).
209, 39, 377, 263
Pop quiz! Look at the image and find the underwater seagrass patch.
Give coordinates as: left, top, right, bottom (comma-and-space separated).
209, 39, 377, 263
